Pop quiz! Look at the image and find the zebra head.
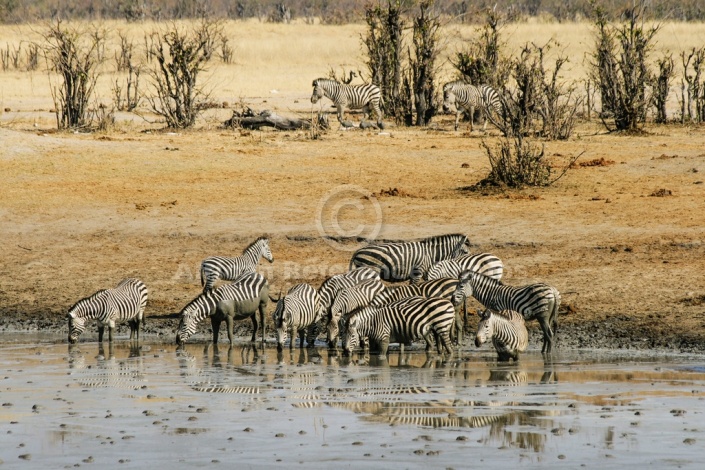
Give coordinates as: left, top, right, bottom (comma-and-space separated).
310, 78, 326, 104
342, 314, 360, 355
475, 308, 494, 348
273, 296, 290, 350
452, 235, 471, 258
442, 82, 460, 113
67, 312, 86, 344
176, 291, 217, 345
452, 270, 476, 306
258, 237, 274, 263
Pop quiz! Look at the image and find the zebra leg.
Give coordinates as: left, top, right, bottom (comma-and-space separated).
211, 317, 221, 344
225, 315, 234, 345
249, 313, 257, 343
454, 110, 461, 131
469, 105, 475, 132
98, 324, 105, 343
258, 300, 266, 347
537, 314, 554, 354
298, 329, 305, 349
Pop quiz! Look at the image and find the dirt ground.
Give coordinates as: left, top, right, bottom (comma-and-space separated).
1, 116, 704, 351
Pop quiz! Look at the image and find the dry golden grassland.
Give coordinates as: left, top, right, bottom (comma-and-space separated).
1, 20, 705, 350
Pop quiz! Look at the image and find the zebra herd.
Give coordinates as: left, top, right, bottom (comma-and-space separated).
310, 77, 503, 132
66, 233, 561, 361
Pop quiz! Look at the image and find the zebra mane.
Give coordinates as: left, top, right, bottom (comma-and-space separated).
460, 269, 497, 285
242, 236, 268, 254
180, 290, 217, 318
481, 308, 521, 323
313, 77, 335, 86
68, 288, 108, 316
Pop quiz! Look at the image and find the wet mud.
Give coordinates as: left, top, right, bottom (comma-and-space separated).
1, 338, 704, 468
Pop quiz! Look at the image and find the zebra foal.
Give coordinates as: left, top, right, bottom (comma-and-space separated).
343, 296, 455, 356
310, 78, 384, 128
176, 272, 269, 346
200, 236, 273, 292
349, 233, 470, 284
273, 283, 321, 351
452, 271, 560, 354
67, 278, 148, 344
475, 308, 528, 361
442, 81, 502, 132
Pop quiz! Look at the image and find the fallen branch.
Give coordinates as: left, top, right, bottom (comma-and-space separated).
223, 108, 327, 131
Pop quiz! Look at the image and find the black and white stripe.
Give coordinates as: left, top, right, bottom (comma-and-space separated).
318, 267, 380, 328
343, 296, 455, 356
453, 271, 560, 353
176, 272, 269, 346
425, 252, 504, 281
311, 78, 384, 127
349, 233, 470, 284
442, 81, 502, 131
475, 308, 529, 361
200, 236, 273, 292
67, 278, 148, 344
327, 277, 386, 347
273, 283, 321, 351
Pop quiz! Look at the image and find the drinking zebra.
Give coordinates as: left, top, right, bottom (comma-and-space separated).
349, 233, 470, 284
176, 272, 269, 346
273, 283, 321, 351
310, 78, 384, 128
343, 296, 455, 356
452, 271, 560, 353
369, 277, 463, 346
318, 267, 380, 340
425, 252, 504, 281
200, 236, 273, 292
475, 308, 529, 361
67, 278, 148, 344
442, 81, 502, 131
327, 277, 386, 348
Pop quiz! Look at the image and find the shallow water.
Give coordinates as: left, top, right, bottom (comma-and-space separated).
1, 336, 704, 469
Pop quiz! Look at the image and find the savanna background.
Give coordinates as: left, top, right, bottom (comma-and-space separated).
0, 0, 704, 350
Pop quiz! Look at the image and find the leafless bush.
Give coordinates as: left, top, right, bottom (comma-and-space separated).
42, 20, 104, 130
654, 54, 674, 124
26, 42, 39, 71
219, 36, 233, 64
145, 19, 222, 128
406, 0, 441, 126
679, 47, 705, 123
589, 2, 658, 132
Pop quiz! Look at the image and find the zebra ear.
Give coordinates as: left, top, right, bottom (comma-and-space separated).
312, 79, 318, 87
67, 312, 76, 319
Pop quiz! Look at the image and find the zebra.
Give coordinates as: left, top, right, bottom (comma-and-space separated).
369, 277, 464, 346
475, 308, 529, 362
272, 283, 321, 351
452, 271, 561, 354
200, 236, 273, 292
67, 278, 148, 344
327, 277, 386, 348
318, 267, 380, 340
343, 296, 455, 356
176, 272, 269, 346
442, 81, 502, 131
310, 78, 384, 128
425, 252, 504, 281
349, 233, 470, 284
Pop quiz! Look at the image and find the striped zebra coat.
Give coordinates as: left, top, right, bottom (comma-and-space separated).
442, 81, 502, 131
425, 252, 504, 281
318, 267, 380, 337
475, 308, 528, 361
343, 296, 455, 356
311, 78, 384, 127
200, 236, 273, 292
273, 283, 321, 351
452, 271, 560, 353
349, 233, 470, 284
67, 278, 148, 344
176, 272, 269, 346
369, 277, 464, 346
327, 277, 386, 347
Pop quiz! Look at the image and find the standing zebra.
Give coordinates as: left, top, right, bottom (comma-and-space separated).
349, 233, 470, 284
176, 272, 269, 346
273, 283, 321, 351
452, 271, 561, 353
475, 308, 528, 361
318, 267, 380, 328
67, 278, 148, 344
425, 252, 504, 281
327, 277, 386, 348
310, 78, 384, 128
343, 296, 455, 356
200, 236, 273, 292
442, 81, 502, 131
369, 277, 464, 346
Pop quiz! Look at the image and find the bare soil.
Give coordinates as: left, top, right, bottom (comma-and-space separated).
1, 118, 704, 351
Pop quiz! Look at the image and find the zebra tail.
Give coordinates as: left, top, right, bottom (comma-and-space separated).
200, 265, 205, 287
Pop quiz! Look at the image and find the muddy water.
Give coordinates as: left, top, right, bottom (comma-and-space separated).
1, 337, 704, 469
